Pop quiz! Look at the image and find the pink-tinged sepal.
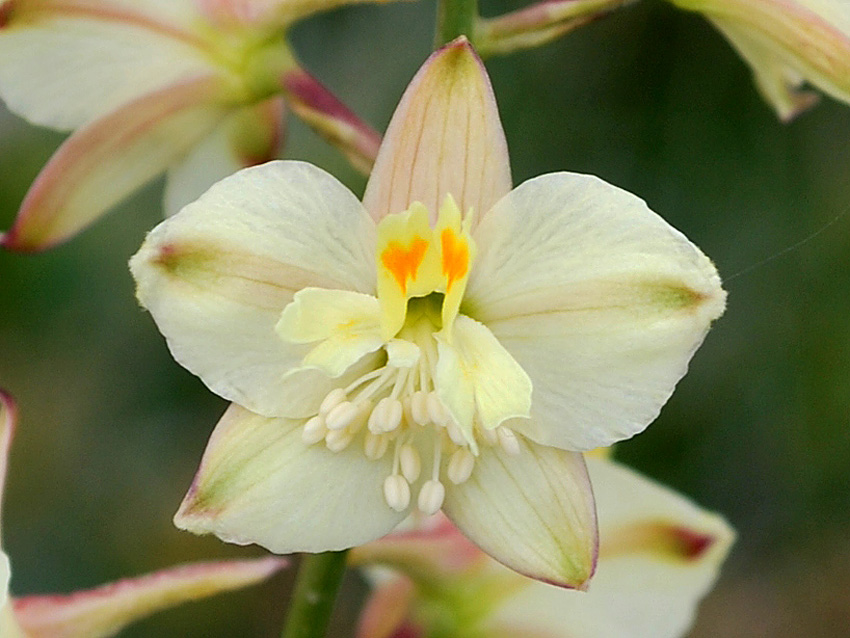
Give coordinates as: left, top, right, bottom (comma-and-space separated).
361, 37, 511, 224
2, 76, 228, 252
0, 390, 16, 518
355, 577, 418, 638
12, 557, 287, 638
282, 69, 381, 174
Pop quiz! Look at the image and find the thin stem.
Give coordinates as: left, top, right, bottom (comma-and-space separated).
280, 550, 349, 638
435, 0, 479, 48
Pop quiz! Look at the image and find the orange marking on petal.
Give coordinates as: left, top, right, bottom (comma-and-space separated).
381, 237, 429, 294
440, 229, 469, 293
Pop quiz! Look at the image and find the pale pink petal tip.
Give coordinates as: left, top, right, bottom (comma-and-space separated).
0, 389, 16, 506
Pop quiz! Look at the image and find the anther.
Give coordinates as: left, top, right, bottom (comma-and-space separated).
399, 444, 421, 483
364, 432, 389, 460
447, 448, 475, 484
497, 427, 521, 456
319, 388, 347, 417
301, 415, 327, 445
445, 418, 467, 446
326, 401, 360, 431
417, 479, 445, 515
383, 474, 411, 512
410, 390, 430, 425
325, 428, 354, 452
426, 391, 449, 426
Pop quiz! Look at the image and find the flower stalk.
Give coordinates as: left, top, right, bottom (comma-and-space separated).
435, 0, 479, 48
281, 550, 350, 638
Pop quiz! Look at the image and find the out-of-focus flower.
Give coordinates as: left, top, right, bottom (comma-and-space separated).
0, 391, 287, 637
0, 0, 385, 251
130, 37, 725, 589
351, 455, 735, 638
669, 0, 850, 120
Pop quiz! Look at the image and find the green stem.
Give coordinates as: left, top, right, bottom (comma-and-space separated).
435, 0, 479, 48
280, 551, 349, 638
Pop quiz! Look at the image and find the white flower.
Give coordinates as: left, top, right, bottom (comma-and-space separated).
130, 37, 725, 589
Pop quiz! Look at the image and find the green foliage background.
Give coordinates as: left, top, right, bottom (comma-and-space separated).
2, 1, 849, 635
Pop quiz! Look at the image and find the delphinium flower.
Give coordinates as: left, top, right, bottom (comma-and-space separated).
130, 37, 725, 589
668, 0, 850, 120
0, 391, 287, 637
351, 454, 734, 638
0, 0, 386, 251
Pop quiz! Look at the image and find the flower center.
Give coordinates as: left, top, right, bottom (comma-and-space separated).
276, 196, 530, 515
299, 296, 522, 515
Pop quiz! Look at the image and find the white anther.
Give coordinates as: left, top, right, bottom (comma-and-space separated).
497, 427, 521, 456
426, 392, 449, 426
383, 474, 411, 512
325, 428, 354, 452
301, 415, 328, 445
410, 391, 430, 425
445, 419, 467, 446
379, 397, 403, 433
319, 388, 347, 417
364, 432, 389, 460
480, 425, 498, 446
326, 401, 360, 431
447, 448, 475, 485
399, 444, 421, 483
417, 479, 445, 515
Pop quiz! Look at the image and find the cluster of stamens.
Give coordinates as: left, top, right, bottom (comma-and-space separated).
300, 339, 522, 515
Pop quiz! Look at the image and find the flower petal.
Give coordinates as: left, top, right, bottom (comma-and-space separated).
361, 37, 511, 224
466, 172, 726, 451
354, 577, 417, 638
0, 390, 15, 535
163, 96, 285, 216
484, 457, 735, 638
0, 3, 215, 129
434, 314, 531, 445
1, 76, 228, 251
12, 557, 287, 638
442, 438, 597, 589
175, 404, 407, 553
130, 161, 377, 418
277, 288, 384, 377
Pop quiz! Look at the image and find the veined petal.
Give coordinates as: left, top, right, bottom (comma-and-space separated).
361, 37, 511, 225
466, 173, 725, 451
130, 161, 377, 418
12, 557, 287, 638
669, 0, 850, 120
175, 404, 407, 553
277, 288, 384, 377
0, 3, 215, 129
164, 96, 285, 216
1, 76, 229, 252
442, 439, 597, 589
484, 457, 735, 638
434, 314, 531, 446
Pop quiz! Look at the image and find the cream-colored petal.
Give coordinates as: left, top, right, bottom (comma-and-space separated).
277, 288, 384, 377
442, 438, 597, 589
484, 457, 735, 638
130, 160, 377, 418
0, 4, 215, 129
361, 37, 511, 225
467, 173, 725, 451
163, 97, 285, 216
12, 557, 287, 638
175, 404, 407, 553
669, 0, 850, 120
434, 315, 531, 445
2, 76, 228, 252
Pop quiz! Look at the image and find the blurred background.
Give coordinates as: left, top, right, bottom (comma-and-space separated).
2, 0, 849, 636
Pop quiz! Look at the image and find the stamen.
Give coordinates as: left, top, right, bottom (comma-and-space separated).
447, 448, 475, 485
445, 418, 466, 446
383, 474, 410, 512
319, 388, 347, 417
426, 391, 449, 426
301, 415, 327, 445
364, 432, 389, 460
326, 401, 360, 431
325, 428, 354, 452
410, 390, 430, 425
399, 444, 421, 483
497, 426, 521, 456
417, 479, 445, 515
